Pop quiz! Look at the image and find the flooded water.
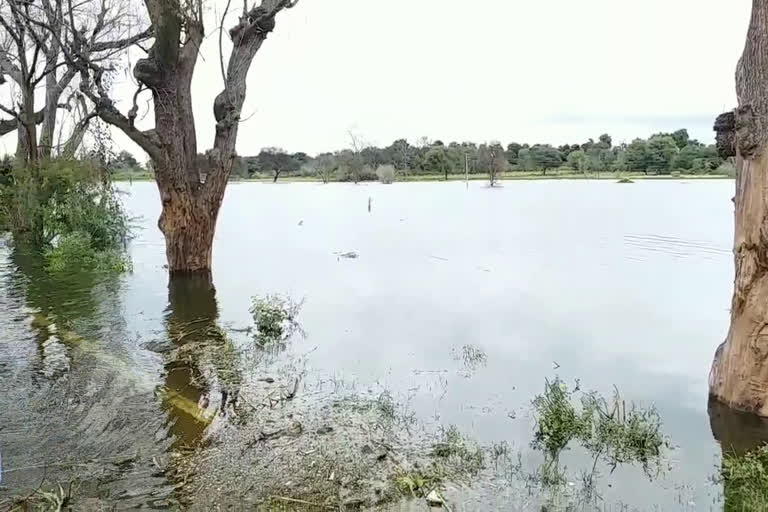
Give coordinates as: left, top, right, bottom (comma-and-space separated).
0, 179, 758, 510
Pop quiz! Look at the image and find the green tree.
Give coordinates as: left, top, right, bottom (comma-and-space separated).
567, 149, 588, 174
517, 148, 536, 172
384, 139, 413, 172
256, 147, 299, 182
672, 144, 700, 170
423, 147, 454, 180
530, 145, 562, 175
506, 142, 522, 166
670, 129, 690, 149
646, 135, 679, 174
625, 139, 650, 174
587, 147, 615, 178
112, 150, 139, 170
598, 133, 613, 149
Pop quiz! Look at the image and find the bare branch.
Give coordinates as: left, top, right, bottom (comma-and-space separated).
90, 26, 153, 52
219, 0, 233, 86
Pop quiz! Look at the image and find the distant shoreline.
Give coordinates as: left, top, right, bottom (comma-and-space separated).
112, 172, 733, 183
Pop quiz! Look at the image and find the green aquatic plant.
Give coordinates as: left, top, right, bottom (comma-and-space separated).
431, 424, 485, 476
721, 444, 768, 512
249, 294, 304, 345
532, 377, 668, 488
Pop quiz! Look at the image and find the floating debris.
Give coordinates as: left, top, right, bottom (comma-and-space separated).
335, 251, 359, 259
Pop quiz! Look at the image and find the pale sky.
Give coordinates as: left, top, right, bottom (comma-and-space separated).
0, 0, 754, 158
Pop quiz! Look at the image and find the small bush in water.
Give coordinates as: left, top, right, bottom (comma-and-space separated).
249, 294, 304, 344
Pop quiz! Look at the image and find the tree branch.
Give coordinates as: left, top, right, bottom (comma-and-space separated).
90, 26, 154, 52
0, 109, 46, 135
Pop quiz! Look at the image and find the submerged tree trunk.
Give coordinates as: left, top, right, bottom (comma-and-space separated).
157, 182, 222, 272
710, 0, 768, 416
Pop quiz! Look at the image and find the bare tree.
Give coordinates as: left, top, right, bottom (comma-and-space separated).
50, 0, 298, 272
477, 142, 506, 187
314, 153, 335, 184
347, 129, 365, 184
710, 0, 768, 416
0, 0, 146, 162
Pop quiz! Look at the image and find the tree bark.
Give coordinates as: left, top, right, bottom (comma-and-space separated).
709, 0, 768, 416
157, 179, 222, 273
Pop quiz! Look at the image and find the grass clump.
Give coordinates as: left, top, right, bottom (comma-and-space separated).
532, 377, 668, 486
431, 425, 485, 476
721, 444, 768, 512
394, 468, 445, 498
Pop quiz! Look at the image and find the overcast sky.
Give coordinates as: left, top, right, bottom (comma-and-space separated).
1, 0, 753, 158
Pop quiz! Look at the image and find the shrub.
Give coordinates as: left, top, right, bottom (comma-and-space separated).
376, 164, 396, 184
0, 159, 130, 274
44, 231, 131, 274
249, 294, 304, 345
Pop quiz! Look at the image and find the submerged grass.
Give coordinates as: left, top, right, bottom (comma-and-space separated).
531, 377, 668, 489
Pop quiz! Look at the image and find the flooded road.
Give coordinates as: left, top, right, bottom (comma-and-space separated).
0, 180, 759, 510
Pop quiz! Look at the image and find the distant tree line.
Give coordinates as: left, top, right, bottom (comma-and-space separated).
112, 128, 730, 182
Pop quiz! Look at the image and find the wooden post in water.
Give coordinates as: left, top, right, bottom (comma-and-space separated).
465, 153, 469, 188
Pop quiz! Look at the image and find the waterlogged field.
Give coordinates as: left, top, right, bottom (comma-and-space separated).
0, 180, 752, 510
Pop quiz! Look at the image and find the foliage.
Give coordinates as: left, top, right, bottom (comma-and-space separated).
645, 135, 679, 174
376, 164, 396, 184
567, 149, 588, 174
422, 146, 454, 178
249, 294, 304, 345
109, 150, 144, 173
721, 444, 768, 511
44, 232, 130, 274
230, 127, 723, 181
530, 144, 563, 174
0, 159, 130, 274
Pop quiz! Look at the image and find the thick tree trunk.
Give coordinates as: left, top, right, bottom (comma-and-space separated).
157, 180, 223, 273
709, 0, 768, 416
